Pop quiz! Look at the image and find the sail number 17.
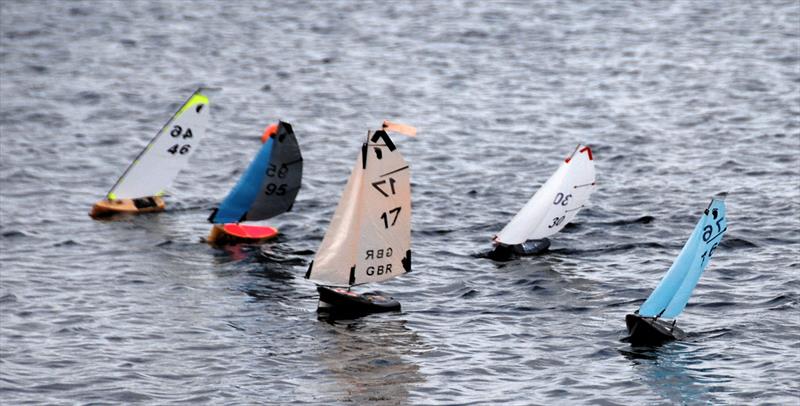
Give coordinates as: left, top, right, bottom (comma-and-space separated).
372, 178, 397, 197
381, 207, 401, 228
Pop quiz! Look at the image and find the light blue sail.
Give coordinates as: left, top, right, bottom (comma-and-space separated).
639, 199, 727, 318
212, 137, 275, 223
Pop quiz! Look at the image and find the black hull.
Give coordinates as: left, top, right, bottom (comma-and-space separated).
489, 238, 551, 261
317, 286, 401, 318
625, 314, 686, 346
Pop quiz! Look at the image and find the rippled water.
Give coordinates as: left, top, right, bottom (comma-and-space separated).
1, 1, 799, 404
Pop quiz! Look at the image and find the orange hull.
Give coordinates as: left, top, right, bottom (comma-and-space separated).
89, 196, 165, 219
207, 223, 279, 245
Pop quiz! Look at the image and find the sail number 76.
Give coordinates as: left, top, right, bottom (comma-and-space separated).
702, 216, 726, 242
381, 207, 401, 228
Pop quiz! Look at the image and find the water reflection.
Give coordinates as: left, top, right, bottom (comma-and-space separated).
313, 316, 426, 405
619, 343, 723, 404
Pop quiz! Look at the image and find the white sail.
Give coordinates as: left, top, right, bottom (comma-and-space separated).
495, 145, 596, 245
307, 131, 412, 286
107, 90, 209, 200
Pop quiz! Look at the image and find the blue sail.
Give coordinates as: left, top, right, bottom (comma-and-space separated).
639, 199, 727, 318
211, 137, 275, 223
661, 200, 727, 318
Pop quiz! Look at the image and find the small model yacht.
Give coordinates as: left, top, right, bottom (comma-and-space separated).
305, 121, 415, 317
207, 121, 302, 244
626, 197, 727, 346
491, 145, 596, 259
90, 88, 210, 219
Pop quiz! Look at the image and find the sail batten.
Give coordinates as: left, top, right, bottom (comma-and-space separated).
638, 199, 727, 318
108, 88, 209, 200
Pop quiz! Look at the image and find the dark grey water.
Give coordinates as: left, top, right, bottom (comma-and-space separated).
1, 0, 799, 404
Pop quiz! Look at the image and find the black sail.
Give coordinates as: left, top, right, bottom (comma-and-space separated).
244, 121, 303, 221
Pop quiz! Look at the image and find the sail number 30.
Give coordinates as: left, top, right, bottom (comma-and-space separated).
553, 193, 572, 206
547, 215, 566, 228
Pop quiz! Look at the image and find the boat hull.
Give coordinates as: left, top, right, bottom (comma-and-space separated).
89, 196, 165, 219
489, 238, 550, 260
625, 313, 686, 346
207, 223, 279, 245
512, 238, 551, 255
316, 286, 400, 317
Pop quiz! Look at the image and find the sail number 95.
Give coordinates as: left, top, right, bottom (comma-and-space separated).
264, 164, 290, 195
266, 164, 289, 178
264, 183, 287, 196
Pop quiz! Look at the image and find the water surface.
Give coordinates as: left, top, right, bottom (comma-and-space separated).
1, 1, 799, 404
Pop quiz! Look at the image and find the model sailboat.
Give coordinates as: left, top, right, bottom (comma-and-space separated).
491, 144, 596, 258
207, 121, 302, 244
90, 88, 210, 218
305, 121, 415, 315
626, 198, 727, 346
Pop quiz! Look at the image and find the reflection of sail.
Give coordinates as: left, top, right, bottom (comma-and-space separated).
619, 345, 723, 403
313, 318, 426, 405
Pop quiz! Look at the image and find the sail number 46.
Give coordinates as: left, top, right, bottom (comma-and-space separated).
166, 125, 192, 155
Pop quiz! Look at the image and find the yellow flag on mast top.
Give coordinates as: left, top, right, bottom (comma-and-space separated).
382, 120, 417, 137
